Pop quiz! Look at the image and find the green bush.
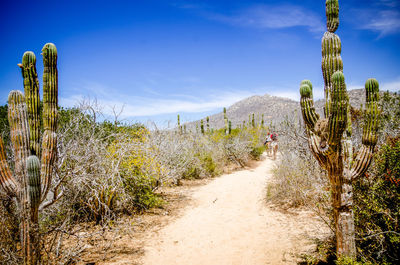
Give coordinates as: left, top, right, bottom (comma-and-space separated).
353, 136, 400, 264
123, 173, 164, 212
250, 145, 265, 160
200, 153, 218, 177
182, 166, 201, 179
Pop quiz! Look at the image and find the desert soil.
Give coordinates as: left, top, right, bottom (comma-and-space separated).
90, 154, 328, 265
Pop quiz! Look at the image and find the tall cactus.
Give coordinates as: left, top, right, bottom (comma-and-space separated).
0, 43, 58, 264
177, 114, 182, 134
299, 1, 380, 258
223, 107, 228, 135
200, 119, 204, 135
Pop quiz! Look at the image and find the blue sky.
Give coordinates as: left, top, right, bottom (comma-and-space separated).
1, 0, 399, 125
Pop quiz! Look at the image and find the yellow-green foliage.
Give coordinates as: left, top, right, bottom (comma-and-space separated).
108, 127, 165, 211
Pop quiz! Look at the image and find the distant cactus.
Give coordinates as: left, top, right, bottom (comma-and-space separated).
228, 121, 232, 134
0, 43, 58, 264
177, 114, 182, 134
200, 119, 204, 134
261, 114, 264, 128
206, 116, 210, 132
252, 113, 255, 128
224, 107, 228, 135
299, 1, 379, 258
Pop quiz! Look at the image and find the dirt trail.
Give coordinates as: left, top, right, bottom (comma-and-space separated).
127, 155, 326, 265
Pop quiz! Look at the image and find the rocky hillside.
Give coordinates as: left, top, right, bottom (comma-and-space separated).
205, 94, 299, 129
191, 89, 368, 129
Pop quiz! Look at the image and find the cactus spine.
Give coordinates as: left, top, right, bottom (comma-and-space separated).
299, 1, 379, 258
0, 43, 58, 264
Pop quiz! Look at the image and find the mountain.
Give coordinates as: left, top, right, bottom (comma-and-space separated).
191, 89, 369, 130
205, 94, 299, 129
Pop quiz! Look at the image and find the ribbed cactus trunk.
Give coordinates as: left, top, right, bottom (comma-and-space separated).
0, 43, 58, 265
299, 1, 380, 258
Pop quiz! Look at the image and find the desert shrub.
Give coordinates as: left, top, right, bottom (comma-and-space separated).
379, 91, 400, 137
250, 145, 265, 160
108, 127, 165, 212
353, 136, 400, 264
268, 114, 330, 210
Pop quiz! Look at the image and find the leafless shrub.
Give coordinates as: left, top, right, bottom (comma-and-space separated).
267, 113, 331, 228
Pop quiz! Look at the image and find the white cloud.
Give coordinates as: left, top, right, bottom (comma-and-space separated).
60, 82, 254, 118
358, 10, 400, 37
208, 5, 324, 33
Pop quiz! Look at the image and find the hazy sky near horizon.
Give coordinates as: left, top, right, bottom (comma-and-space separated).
1, 0, 399, 124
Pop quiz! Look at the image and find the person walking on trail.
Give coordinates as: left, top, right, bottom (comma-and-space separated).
264, 133, 272, 155
264, 132, 278, 160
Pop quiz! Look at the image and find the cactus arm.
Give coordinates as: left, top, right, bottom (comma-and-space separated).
299, 80, 320, 131
350, 79, 380, 180
27, 155, 41, 222
27, 155, 41, 265
8, 90, 30, 184
327, 71, 348, 148
40, 43, 58, 201
299, 80, 328, 168
0, 137, 18, 196
18, 51, 41, 157
41, 43, 58, 132
8, 90, 32, 263
308, 132, 328, 169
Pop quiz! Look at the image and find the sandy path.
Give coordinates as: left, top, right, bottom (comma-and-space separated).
138, 155, 326, 265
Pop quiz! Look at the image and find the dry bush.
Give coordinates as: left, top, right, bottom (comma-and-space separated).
267, 114, 331, 225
